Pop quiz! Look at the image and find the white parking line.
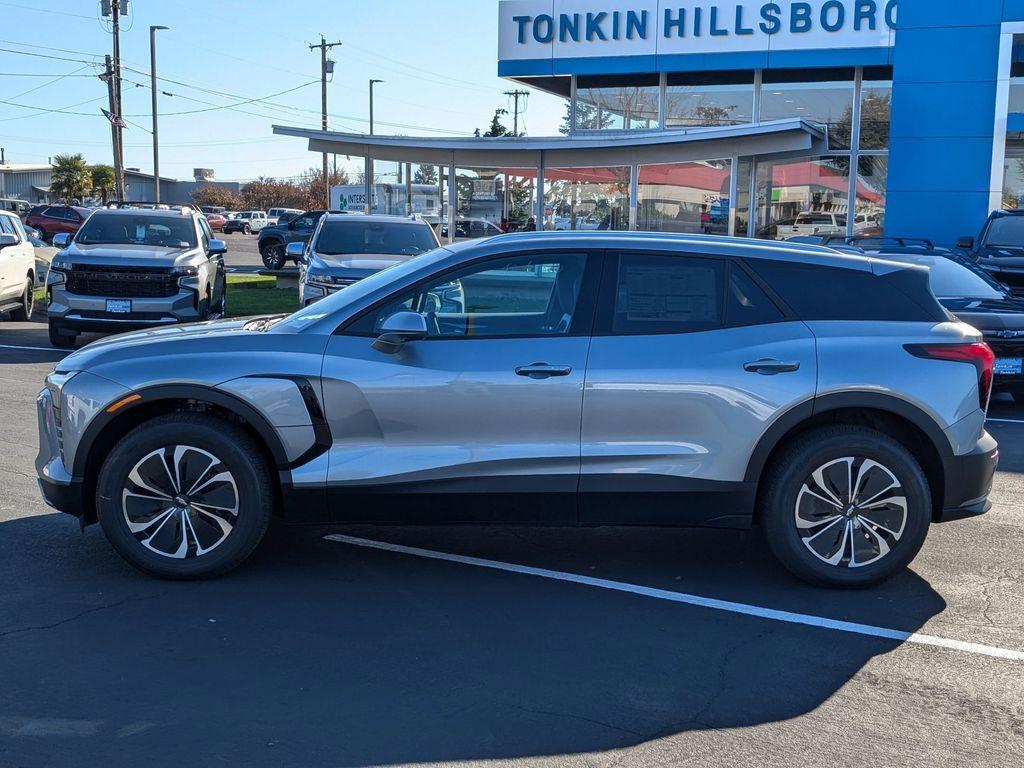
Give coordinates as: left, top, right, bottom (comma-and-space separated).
326, 534, 1024, 663
987, 417, 1024, 425
0, 343, 66, 353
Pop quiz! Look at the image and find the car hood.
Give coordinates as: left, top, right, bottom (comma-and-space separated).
61, 243, 195, 267
56, 317, 255, 374
942, 296, 1024, 330
310, 252, 416, 277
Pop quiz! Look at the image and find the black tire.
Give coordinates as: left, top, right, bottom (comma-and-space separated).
261, 241, 286, 270
35, 227, 47, 242
760, 425, 931, 588
48, 321, 76, 349
9, 280, 33, 321
242, 224, 251, 235
1011, 392, 1024, 405
96, 413, 273, 579
213, 277, 227, 316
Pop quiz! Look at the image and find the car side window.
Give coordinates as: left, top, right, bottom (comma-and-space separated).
345, 252, 589, 339
198, 217, 212, 250
0, 214, 15, 237
605, 253, 725, 335
726, 264, 785, 326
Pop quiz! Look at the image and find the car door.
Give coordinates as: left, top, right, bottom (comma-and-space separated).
0, 213, 33, 300
197, 216, 223, 305
320, 249, 602, 523
287, 211, 320, 245
579, 251, 817, 527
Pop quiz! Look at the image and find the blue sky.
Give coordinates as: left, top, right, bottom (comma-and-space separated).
0, 0, 565, 182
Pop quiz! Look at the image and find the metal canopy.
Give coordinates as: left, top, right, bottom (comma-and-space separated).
272, 118, 826, 167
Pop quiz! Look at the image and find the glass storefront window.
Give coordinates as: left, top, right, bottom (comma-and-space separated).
636, 161, 732, 235
859, 79, 892, 150
665, 72, 754, 129
753, 157, 851, 240
760, 69, 855, 149
544, 166, 630, 231
442, 168, 535, 241
575, 74, 660, 131
1003, 155, 1024, 209
853, 156, 887, 235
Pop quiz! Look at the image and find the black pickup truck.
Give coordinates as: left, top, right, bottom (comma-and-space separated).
256, 210, 332, 269
959, 209, 1024, 296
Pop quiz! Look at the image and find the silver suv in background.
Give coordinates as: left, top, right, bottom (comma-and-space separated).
46, 207, 227, 348
36, 232, 997, 586
293, 213, 439, 305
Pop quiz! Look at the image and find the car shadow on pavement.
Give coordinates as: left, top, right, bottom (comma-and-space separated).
0, 514, 946, 767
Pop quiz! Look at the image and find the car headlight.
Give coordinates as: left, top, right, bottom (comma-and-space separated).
306, 271, 357, 290
171, 265, 200, 286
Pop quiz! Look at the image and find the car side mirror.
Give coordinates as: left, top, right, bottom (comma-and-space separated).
0, 233, 17, 249
26, 227, 40, 239
52, 232, 71, 248
372, 310, 428, 354
955, 236, 975, 250
208, 238, 227, 255
285, 241, 306, 261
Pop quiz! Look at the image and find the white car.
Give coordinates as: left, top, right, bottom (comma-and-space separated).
779, 211, 847, 239
0, 209, 36, 320
226, 210, 269, 234
267, 207, 303, 226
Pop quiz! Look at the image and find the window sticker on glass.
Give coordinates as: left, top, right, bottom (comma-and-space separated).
623, 262, 718, 323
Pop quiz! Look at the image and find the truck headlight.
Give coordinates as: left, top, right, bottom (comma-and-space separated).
171, 265, 200, 286
47, 260, 69, 285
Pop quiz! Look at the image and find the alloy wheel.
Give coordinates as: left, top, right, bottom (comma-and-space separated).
122, 445, 239, 559
794, 457, 907, 568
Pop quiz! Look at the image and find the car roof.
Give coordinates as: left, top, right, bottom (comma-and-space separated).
87, 207, 196, 219
322, 213, 429, 225
443, 231, 882, 272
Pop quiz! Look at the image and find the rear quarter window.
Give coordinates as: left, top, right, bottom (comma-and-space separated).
747, 259, 949, 322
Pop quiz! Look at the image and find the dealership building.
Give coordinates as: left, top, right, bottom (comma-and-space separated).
278, 1, 1024, 244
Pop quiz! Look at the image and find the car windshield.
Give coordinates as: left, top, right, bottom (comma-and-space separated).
314, 220, 436, 256
919, 257, 1006, 299
75, 213, 197, 248
984, 216, 1024, 247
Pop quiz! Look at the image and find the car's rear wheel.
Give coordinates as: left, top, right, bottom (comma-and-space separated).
261, 242, 286, 270
1011, 392, 1024, 405
96, 413, 272, 579
10, 280, 33, 320
760, 425, 931, 587
48, 321, 76, 349
242, 224, 251, 235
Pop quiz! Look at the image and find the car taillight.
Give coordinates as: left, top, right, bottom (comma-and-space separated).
905, 342, 996, 410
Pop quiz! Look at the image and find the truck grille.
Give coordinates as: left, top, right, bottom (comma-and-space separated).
66, 265, 180, 298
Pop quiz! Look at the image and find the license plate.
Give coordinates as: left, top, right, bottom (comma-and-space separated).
105, 299, 131, 314
994, 357, 1023, 375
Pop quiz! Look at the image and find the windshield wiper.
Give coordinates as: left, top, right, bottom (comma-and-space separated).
244, 314, 288, 332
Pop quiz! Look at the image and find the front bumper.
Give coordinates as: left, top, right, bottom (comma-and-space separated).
35, 388, 88, 520
48, 284, 202, 332
937, 430, 998, 522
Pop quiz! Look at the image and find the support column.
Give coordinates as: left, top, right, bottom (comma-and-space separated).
447, 156, 457, 244
364, 149, 372, 215
628, 164, 639, 231
728, 155, 740, 237
535, 155, 545, 231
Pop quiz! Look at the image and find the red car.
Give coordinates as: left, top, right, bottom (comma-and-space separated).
204, 213, 227, 232
25, 205, 91, 242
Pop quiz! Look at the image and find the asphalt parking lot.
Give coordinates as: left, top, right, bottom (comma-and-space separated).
1, 285, 1023, 766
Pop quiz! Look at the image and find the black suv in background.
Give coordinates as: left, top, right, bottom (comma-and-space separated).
257, 209, 331, 269
959, 209, 1024, 296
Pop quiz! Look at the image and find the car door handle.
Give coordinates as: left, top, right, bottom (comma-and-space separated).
515, 363, 573, 379
743, 359, 801, 375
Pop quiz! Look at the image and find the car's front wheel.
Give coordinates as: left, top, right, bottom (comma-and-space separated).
242, 224, 251, 235
261, 242, 286, 270
760, 425, 931, 587
96, 413, 273, 579
48, 321, 76, 349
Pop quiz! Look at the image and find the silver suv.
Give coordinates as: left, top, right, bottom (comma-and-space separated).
46, 208, 227, 348
294, 213, 440, 306
35, 232, 998, 586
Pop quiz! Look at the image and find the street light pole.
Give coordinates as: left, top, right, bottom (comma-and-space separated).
149, 25, 169, 203
366, 79, 383, 215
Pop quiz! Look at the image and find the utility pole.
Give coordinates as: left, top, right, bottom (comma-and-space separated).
150, 25, 169, 203
101, 55, 123, 204
110, 0, 126, 201
504, 89, 529, 136
309, 36, 341, 210
367, 79, 383, 214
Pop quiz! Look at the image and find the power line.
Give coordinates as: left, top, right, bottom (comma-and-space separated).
2, 65, 91, 102
0, 1, 95, 20
0, 46, 100, 65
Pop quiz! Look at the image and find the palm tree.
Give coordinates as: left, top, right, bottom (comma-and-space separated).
91, 164, 116, 204
50, 153, 92, 203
